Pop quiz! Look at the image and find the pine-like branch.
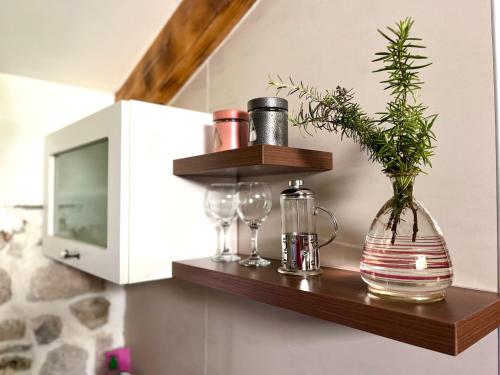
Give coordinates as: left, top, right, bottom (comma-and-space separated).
268, 18, 438, 242
268, 79, 392, 165
268, 17, 436, 176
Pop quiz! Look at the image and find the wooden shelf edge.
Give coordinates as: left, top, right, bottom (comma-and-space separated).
173, 145, 333, 176
172, 258, 500, 356
455, 298, 500, 354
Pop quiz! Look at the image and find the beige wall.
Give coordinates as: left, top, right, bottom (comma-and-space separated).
126, 0, 499, 374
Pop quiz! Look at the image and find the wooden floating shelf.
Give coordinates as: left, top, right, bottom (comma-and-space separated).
173, 145, 332, 177
173, 257, 500, 356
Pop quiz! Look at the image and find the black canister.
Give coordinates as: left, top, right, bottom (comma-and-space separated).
247, 97, 288, 146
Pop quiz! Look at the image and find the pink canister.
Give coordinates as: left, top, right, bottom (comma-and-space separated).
212, 109, 249, 152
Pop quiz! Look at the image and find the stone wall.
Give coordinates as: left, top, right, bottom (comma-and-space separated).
0, 206, 125, 374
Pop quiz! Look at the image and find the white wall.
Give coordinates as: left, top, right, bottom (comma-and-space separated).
0, 73, 112, 205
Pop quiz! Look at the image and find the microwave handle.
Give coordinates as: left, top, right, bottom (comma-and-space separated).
60, 249, 80, 260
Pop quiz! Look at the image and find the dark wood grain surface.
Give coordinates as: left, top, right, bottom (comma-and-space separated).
173, 145, 333, 176
172, 257, 500, 355
115, 0, 256, 103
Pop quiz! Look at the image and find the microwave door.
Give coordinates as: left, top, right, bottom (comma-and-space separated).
53, 139, 109, 248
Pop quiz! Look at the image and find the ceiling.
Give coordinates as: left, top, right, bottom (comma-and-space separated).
0, 0, 180, 92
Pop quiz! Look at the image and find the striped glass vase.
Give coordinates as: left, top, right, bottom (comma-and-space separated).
360, 174, 453, 303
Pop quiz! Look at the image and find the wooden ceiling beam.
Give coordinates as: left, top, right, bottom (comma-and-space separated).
115, 0, 256, 104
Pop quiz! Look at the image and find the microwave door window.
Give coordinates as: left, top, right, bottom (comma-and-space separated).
54, 139, 108, 248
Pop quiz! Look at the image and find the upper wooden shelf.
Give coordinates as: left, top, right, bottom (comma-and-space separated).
173, 145, 333, 177
173, 257, 500, 356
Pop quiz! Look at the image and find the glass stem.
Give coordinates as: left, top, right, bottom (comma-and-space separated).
215, 225, 222, 253
250, 225, 259, 258
221, 224, 230, 255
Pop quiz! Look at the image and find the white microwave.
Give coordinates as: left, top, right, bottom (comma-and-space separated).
43, 100, 227, 284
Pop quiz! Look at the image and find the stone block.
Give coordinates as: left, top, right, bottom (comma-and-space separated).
0, 268, 12, 305
70, 297, 110, 330
39, 344, 88, 375
0, 344, 31, 355
28, 262, 104, 301
32, 315, 62, 345
94, 333, 113, 375
0, 354, 32, 371
0, 320, 25, 341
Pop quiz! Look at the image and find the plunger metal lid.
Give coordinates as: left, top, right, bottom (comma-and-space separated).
280, 180, 315, 198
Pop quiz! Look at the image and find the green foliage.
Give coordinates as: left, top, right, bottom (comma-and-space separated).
269, 18, 436, 176
269, 18, 437, 242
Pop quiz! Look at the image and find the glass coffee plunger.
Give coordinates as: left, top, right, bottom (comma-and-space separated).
279, 180, 338, 276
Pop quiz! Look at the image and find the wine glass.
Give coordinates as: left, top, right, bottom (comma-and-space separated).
237, 182, 272, 267
205, 184, 240, 262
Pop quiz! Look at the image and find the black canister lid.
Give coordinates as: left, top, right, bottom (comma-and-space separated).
247, 97, 288, 111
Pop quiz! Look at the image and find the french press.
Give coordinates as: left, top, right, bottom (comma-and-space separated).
279, 180, 338, 276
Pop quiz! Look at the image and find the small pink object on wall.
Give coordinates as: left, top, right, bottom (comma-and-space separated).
212, 109, 249, 152
105, 347, 131, 373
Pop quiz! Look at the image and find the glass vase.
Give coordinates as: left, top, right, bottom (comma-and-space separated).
360, 174, 453, 303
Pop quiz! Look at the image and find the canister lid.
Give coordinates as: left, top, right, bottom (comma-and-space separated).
280, 180, 315, 198
247, 97, 288, 111
213, 109, 249, 121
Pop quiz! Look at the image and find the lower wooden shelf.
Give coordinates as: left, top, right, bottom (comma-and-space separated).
172, 257, 500, 356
